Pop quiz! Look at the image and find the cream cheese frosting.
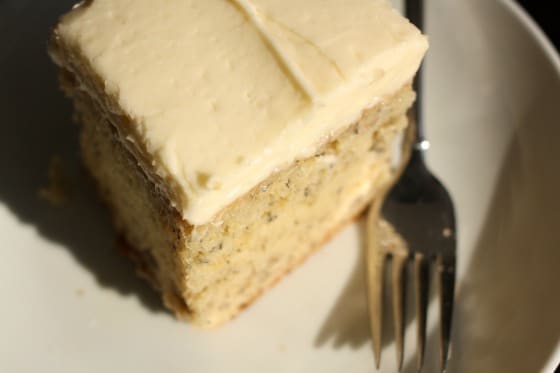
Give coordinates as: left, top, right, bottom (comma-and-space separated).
55, 0, 428, 225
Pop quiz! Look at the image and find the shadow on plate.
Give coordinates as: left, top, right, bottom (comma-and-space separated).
315, 81, 560, 370
316, 3, 560, 369
314, 218, 372, 349
314, 218, 422, 352
404, 79, 560, 373
406, 1, 560, 371
0, 1, 167, 315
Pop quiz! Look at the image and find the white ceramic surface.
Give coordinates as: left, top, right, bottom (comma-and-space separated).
1, 1, 559, 372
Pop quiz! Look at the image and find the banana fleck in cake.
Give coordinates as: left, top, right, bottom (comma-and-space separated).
49, 0, 427, 327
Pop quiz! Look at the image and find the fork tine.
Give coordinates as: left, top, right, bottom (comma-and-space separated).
367, 249, 385, 369
437, 254, 456, 372
366, 201, 387, 369
391, 254, 407, 370
414, 253, 430, 370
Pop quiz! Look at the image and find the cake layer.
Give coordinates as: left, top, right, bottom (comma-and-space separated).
52, 0, 427, 225
74, 81, 414, 326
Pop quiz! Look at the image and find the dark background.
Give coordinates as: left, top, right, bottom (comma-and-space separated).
518, 2, 559, 50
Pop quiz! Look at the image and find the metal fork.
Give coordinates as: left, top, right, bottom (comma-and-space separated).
365, 0, 457, 371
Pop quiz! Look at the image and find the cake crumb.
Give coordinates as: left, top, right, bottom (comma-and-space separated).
75, 288, 85, 297
265, 212, 277, 223
279, 343, 286, 352
38, 156, 70, 206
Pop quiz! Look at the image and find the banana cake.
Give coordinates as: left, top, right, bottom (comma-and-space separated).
49, 0, 428, 327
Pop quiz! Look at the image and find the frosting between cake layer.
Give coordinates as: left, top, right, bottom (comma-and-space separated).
56, 0, 427, 225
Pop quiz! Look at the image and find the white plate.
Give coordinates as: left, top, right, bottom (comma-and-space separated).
1, 1, 559, 372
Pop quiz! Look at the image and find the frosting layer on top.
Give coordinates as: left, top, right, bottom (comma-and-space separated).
56, 0, 428, 225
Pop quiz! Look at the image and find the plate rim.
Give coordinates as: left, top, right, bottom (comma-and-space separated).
500, 0, 560, 73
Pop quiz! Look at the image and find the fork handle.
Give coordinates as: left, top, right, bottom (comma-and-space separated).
405, 0, 428, 152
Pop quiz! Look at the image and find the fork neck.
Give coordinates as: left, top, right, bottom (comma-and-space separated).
406, 0, 428, 159
411, 66, 428, 156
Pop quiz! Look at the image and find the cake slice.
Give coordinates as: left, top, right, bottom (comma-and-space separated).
49, 0, 427, 327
